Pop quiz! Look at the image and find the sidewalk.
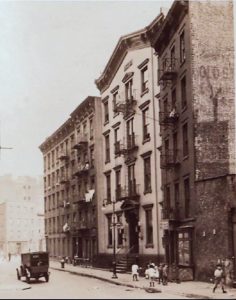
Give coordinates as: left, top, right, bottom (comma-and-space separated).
50, 260, 236, 299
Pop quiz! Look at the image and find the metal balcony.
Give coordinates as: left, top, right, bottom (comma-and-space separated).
58, 151, 69, 161
158, 58, 178, 83
159, 109, 179, 125
160, 150, 180, 169
162, 207, 180, 221
59, 175, 69, 184
116, 180, 140, 202
73, 134, 88, 150
113, 97, 137, 118
73, 162, 90, 177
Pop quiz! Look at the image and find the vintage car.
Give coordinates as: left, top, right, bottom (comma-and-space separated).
16, 251, 50, 283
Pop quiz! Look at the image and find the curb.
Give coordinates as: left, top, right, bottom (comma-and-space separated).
50, 266, 213, 299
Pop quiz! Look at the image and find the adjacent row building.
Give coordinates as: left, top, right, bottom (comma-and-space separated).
39, 0, 235, 282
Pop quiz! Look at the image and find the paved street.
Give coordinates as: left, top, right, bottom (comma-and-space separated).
1, 258, 236, 299
0, 258, 186, 299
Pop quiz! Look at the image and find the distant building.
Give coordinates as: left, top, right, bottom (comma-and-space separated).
39, 96, 102, 262
0, 175, 45, 256
151, 0, 235, 281
94, 13, 165, 269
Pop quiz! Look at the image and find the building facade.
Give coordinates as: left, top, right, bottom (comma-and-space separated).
39, 96, 102, 263
0, 175, 45, 256
152, 0, 235, 281
95, 15, 165, 269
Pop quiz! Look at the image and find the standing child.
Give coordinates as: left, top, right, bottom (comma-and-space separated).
131, 263, 139, 281
162, 264, 168, 285
147, 263, 156, 287
158, 263, 163, 284
213, 264, 227, 293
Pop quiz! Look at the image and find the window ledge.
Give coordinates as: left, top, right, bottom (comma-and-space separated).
105, 160, 111, 164
145, 243, 154, 249
183, 155, 189, 161
140, 88, 149, 97
107, 245, 113, 249
113, 112, 119, 118
104, 120, 109, 126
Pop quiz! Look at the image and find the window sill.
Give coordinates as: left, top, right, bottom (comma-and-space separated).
140, 88, 149, 97
183, 155, 189, 161
145, 243, 154, 249
180, 59, 186, 69
107, 245, 113, 249
105, 159, 111, 164
181, 105, 187, 114
104, 120, 109, 126
113, 112, 119, 118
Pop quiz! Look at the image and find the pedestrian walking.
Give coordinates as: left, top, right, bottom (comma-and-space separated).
213, 264, 227, 293
162, 264, 168, 285
131, 263, 139, 281
8, 252, 11, 262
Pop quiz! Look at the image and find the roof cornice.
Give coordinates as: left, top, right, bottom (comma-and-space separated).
95, 12, 164, 94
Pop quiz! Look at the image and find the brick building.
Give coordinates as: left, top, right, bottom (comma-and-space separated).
151, 0, 235, 281
39, 96, 102, 263
94, 14, 166, 270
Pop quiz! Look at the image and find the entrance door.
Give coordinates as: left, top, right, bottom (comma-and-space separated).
128, 211, 139, 254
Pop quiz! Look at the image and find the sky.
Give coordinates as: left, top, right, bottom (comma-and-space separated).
0, 0, 173, 177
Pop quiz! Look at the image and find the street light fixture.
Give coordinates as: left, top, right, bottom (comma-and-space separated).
102, 198, 121, 279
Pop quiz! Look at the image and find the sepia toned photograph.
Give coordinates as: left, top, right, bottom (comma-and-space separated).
0, 0, 235, 299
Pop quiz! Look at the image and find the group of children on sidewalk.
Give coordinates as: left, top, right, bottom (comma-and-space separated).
132, 261, 229, 293
131, 262, 168, 287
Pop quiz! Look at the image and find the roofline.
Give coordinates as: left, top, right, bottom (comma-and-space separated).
95, 12, 164, 93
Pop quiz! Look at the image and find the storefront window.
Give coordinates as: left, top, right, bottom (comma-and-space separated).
178, 231, 192, 266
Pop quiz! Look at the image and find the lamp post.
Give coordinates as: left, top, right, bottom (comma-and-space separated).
102, 198, 119, 279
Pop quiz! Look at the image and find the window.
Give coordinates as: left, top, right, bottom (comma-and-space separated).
107, 214, 112, 247
105, 173, 111, 203
114, 127, 120, 155
144, 156, 151, 193
113, 91, 118, 115
170, 45, 176, 69
142, 107, 150, 141
171, 88, 176, 109
182, 123, 188, 157
105, 134, 110, 163
128, 164, 136, 196
181, 76, 187, 109
184, 177, 190, 218
90, 146, 94, 167
89, 118, 94, 139
125, 80, 133, 101
178, 231, 192, 266
173, 132, 178, 161
115, 169, 121, 200
83, 122, 87, 136
127, 118, 135, 149
180, 30, 186, 64
145, 208, 153, 246
165, 185, 171, 216
141, 65, 148, 93
174, 182, 179, 215
104, 101, 109, 123
117, 214, 123, 246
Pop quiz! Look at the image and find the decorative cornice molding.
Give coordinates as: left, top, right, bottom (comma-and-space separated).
139, 99, 151, 110
112, 121, 121, 129
102, 129, 111, 136
140, 150, 152, 158
101, 95, 109, 103
113, 164, 122, 171
110, 85, 119, 94
138, 58, 149, 70
122, 72, 134, 83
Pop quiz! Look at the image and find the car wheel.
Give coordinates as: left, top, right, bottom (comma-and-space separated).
16, 269, 21, 280
45, 273, 49, 282
26, 274, 30, 284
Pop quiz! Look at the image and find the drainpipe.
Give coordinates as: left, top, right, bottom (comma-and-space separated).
150, 47, 161, 256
